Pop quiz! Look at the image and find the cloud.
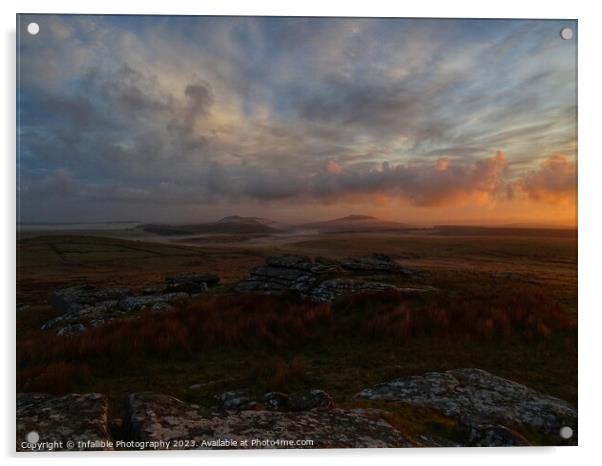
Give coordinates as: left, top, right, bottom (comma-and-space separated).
435, 157, 450, 171
184, 82, 214, 119
309, 151, 508, 207
83, 65, 173, 118
20, 150, 511, 211
325, 160, 343, 175
16, 16, 576, 222
297, 79, 453, 146
513, 155, 576, 204
19, 168, 79, 199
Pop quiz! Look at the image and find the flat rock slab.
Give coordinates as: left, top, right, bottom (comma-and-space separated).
355, 368, 577, 446
126, 392, 412, 448
16, 393, 112, 451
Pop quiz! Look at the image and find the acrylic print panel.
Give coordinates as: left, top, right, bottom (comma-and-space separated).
16, 15, 577, 451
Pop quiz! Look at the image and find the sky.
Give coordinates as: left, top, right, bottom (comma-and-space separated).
17, 15, 577, 226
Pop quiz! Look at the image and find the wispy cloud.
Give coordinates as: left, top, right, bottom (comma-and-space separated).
17, 16, 577, 223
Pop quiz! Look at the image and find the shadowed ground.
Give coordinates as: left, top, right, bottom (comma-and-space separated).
16, 230, 577, 446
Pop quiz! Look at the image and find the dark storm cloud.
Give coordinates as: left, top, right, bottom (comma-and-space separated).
184, 83, 214, 118
82, 65, 174, 116
166, 81, 214, 156
19, 61, 217, 185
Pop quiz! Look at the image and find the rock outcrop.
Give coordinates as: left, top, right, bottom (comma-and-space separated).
118, 292, 189, 313
43, 275, 221, 336
354, 368, 577, 446
50, 285, 131, 314
317, 253, 416, 276
126, 392, 412, 448
236, 254, 426, 303
165, 273, 220, 293
235, 255, 337, 296
42, 288, 191, 335
308, 278, 417, 303
16, 393, 112, 451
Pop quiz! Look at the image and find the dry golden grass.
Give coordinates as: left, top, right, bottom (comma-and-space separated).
15, 232, 577, 406
16, 288, 575, 393
337, 287, 575, 341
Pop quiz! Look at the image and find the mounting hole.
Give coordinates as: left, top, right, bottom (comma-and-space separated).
27, 22, 40, 35
26, 431, 40, 443
560, 27, 573, 40
559, 426, 573, 439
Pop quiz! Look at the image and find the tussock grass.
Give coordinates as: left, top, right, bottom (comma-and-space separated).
336, 287, 575, 341
17, 288, 575, 393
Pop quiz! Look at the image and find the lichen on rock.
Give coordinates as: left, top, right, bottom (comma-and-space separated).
236, 254, 427, 303
126, 392, 413, 448
354, 368, 577, 446
16, 393, 113, 451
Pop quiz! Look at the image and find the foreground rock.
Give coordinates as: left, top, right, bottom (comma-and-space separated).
217, 390, 257, 411
287, 389, 334, 411
217, 389, 334, 412
236, 254, 426, 303
355, 368, 577, 446
16, 393, 112, 451
126, 392, 412, 448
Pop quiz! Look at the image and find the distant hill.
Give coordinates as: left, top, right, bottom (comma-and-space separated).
301, 215, 412, 233
141, 216, 285, 236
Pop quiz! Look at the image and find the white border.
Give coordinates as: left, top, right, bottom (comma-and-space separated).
3, 1, 601, 465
